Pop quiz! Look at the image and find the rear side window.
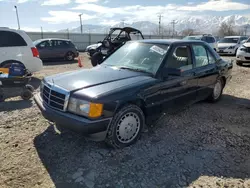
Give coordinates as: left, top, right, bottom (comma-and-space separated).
53, 40, 71, 47
0, 31, 27, 47
192, 45, 216, 67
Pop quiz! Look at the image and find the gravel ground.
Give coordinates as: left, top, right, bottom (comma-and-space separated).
0, 54, 250, 188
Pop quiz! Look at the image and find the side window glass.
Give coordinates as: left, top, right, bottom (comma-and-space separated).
38, 41, 47, 48
193, 45, 209, 67
207, 50, 216, 64
166, 45, 193, 71
0, 31, 27, 47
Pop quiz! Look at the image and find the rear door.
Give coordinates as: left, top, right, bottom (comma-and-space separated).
191, 44, 219, 100
51, 40, 68, 58
0, 30, 26, 65
37, 40, 53, 59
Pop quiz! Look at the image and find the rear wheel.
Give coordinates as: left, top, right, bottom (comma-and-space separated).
208, 78, 224, 102
21, 86, 34, 100
105, 104, 145, 149
65, 51, 75, 61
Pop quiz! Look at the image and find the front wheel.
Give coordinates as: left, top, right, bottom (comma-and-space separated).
236, 61, 242, 66
208, 79, 224, 102
105, 104, 145, 149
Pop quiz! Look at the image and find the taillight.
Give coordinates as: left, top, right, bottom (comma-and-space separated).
31, 47, 39, 58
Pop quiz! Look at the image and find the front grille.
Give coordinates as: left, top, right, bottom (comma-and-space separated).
245, 57, 250, 60
218, 47, 227, 50
42, 84, 66, 111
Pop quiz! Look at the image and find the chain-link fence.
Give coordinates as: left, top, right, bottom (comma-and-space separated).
26, 31, 183, 51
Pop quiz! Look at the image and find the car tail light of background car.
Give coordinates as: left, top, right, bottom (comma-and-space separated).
31, 47, 39, 58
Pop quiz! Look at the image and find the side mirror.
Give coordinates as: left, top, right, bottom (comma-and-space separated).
91, 51, 104, 67
162, 67, 182, 78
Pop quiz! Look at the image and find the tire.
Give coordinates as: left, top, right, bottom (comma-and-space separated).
21, 89, 33, 100
236, 61, 242, 66
25, 84, 35, 92
207, 78, 224, 102
105, 104, 145, 149
65, 51, 75, 61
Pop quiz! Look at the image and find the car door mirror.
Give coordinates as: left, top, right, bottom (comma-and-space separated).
162, 67, 182, 79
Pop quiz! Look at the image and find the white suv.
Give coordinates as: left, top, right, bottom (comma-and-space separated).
183, 34, 218, 51
0, 27, 43, 73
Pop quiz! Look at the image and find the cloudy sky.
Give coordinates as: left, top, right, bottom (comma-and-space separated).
0, 0, 250, 31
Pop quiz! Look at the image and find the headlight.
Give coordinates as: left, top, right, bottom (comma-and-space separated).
68, 97, 103, 118
239, 47, 247, 52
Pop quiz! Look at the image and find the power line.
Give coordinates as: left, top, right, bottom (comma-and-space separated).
171, 20, 177, 37
158, 14, 163, 36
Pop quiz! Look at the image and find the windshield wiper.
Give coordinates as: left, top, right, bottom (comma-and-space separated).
118, 66, 153, 75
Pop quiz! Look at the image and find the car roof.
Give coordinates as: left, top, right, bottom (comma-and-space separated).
34, 38, 71, 42
224, 36, 243, 38
135, 39, 206, 45
110, 27, 141, 33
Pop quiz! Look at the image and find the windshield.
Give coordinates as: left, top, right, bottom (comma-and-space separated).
219, 38, 239, 43
102, 42, 169, 75
183, 36, 201, 40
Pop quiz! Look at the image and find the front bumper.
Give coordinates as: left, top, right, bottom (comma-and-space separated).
34, 94, 111, 137
218, 48, 236, 54
236, 51, 250, 63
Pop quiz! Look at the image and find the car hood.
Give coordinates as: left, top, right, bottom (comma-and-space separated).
242, 42, 250, 47
44, 65, 152, 93
218, 43, 237, 48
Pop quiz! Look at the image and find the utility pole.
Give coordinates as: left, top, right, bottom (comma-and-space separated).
158, 14, 163, 36
171, 20, 177, 37
41, 26, 43, 39
14, 6, 20, 30
79, 13, 83, 34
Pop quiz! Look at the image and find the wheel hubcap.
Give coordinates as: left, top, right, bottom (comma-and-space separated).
67, 53, 73, 60
213, 81, 222, 99
116, 112, 140, 144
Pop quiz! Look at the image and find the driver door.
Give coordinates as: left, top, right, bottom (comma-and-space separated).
161, 45, 198, 111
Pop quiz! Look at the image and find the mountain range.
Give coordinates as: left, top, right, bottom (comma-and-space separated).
59, 15, 250, 35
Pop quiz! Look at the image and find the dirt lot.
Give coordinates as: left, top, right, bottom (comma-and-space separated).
0, 54, 250, 188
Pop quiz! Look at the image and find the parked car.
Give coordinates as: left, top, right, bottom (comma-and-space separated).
0, 27, 42, 73
236, 37, 250, 65
35, 40, 232, 148
86, 27, 144, 66
183, 34, 218, 51
34, 38, 79, 61
217, 36, 248, 55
